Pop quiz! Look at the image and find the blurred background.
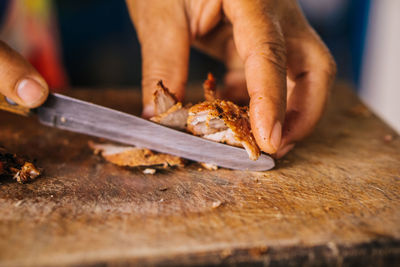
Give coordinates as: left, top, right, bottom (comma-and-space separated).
0, 0, 399, 132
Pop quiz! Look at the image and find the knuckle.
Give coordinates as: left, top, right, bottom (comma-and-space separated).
247, 40, 287, 75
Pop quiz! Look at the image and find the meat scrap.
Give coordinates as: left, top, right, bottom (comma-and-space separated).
152, 80, 178, 115
150, 81, 190, 130
0, 146, 41, 183
89, 141, 184, 168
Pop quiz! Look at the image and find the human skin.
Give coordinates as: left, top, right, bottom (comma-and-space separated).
126, 0, 336, 157
0, 40, 49, 108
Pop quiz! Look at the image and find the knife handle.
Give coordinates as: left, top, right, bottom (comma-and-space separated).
0, 95, 31, 116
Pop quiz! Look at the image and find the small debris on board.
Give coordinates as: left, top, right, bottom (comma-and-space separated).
143, 168, 156, 175
384, 134, 394, 143
249, 245, 269, 257
200, 162, 218, 170
0, 146, 41, 184
158, 186, 168, 191
212, 200, 223, 209
347, 104, 372, 118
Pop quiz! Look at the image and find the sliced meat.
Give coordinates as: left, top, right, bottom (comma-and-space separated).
89, 142, 184, 168
153, 80, 178, 115
151, 81, 189, 130
150, 102, 189, 130
187, 100, 261, 160
0, 146, 41, 183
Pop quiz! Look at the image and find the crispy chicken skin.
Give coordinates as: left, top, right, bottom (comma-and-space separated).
0, 146, 41, 183
187, 100, 261, 160
186, 73, 261, 160
154, 73, 261, 161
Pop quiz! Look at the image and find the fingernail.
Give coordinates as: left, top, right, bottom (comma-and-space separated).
270, 121, 282, 151
276, 143, 295, 159
16, 78, 45, 106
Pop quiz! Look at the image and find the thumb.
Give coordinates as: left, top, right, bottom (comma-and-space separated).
127, 1, 190, 118
0, 41, 48, 108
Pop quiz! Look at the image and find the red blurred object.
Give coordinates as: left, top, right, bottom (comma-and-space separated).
0, 0, 68, 92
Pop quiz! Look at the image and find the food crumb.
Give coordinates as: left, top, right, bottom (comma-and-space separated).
60, 116, 67, 123
212, 200, 222, 209
14, 200, 24, 207
384, 134, 393, 143
200, 162, 218, 170
348, 104, 371, 117
220, 249, 232, 259
197, 168, 203, 171
249, 246, 268, 257
159, 198, 164, 202
143, 168, 156, 175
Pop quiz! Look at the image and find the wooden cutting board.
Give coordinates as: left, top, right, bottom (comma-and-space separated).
0, 83, 399, 266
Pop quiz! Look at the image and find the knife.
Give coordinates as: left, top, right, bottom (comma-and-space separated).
0, 93, 274, 171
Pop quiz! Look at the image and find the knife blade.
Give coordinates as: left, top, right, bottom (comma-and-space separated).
3, 93, 274, 171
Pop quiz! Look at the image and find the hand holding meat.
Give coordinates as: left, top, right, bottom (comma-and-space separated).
0, 41, 48, 108
127, 0, 336, 157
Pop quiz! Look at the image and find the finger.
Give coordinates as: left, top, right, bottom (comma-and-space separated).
223, 0, 287, 154
275, 143, 295, 159
126, 0, 190, 118
0, 41, 48, 108
279, 33, 336, 153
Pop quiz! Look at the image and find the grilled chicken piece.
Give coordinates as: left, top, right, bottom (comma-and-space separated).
0, 146, 41, 183
89, 73, 260, 170
150, 80, 189, 130
187, 100, 261, 161
89, 142, 184, 168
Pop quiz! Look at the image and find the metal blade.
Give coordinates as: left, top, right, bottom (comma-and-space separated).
36, 93, 274, 171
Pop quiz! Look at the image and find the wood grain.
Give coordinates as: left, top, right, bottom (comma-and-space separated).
0, 82, 399, 266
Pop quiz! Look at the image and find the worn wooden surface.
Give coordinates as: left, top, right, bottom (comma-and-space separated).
0, 83, 400, 266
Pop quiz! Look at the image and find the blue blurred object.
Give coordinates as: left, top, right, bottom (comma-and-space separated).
55, 0, 141, 87
299, 0, 371, 88
349, 0, 371, 87
0, 0, 10, 26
